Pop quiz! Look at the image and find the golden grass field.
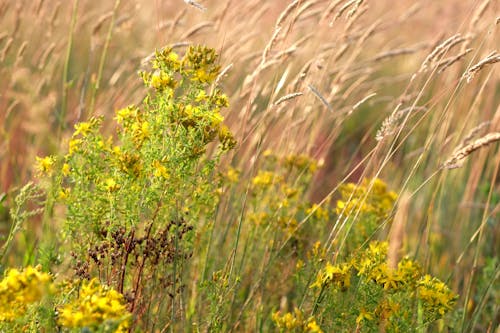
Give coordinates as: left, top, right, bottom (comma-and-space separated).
0, 0, 498, 332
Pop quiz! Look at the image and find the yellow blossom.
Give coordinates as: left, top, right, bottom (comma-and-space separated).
104, 178, 120, 192
311, 262, 351, 290
114, 106, 137, 124
195, 89, 207, 102
273, 308, 323, 332
226, 167, 240, 183
417, 275, 457, 318
35, 156, 56, 176
74, 122, 91, 137
62, 163, 70, 176
150, 69, 176, 90
58, 188, 70, 200
252, 171, 281, 188
153, 160, 169, 179
306, 204, 329, 221
356, 308, 374, 324
68, 138, 83, 156
0, 266, 53, 322
58, 279, 131, 332
218, 125, 236, 151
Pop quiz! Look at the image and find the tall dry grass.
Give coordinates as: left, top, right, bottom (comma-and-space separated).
1, 0, 498, 331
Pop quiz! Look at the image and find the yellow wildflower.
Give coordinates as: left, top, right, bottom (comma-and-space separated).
62, 163, 71, 176
58, 188, 70, 200
311, 262, 351, 290
74, 122, 91, 137
68, 138, 83, 156
114, 106, 137, 124
104, 178, 120, 192
218, 125, 237, 151
273, 308, 323, 332
150, 69, 176, 90
58, 279, 131, 332
195, 89, 207, 102
0, 266, 53, 322
153, 160, 169, 179
306, 204, 329, 221
356, 308, 374, 324
226, 167, 240, 183
251, 171, 281, 188
35, 156, 56, 176
417, 275, 457, 317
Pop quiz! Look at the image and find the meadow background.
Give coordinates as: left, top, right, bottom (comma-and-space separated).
0, 0, 498, 332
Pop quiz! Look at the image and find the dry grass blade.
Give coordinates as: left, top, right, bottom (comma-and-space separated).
463, 51, 500, 82
308, 84, 333, 112
419, 34, 466, 73
276, 0, 301, 28
462, 121, 491, 146
261, 26, 282, 65
437, 48, 473, 74
92, 12, 113, 36
376, 106, 427, 141
274, 92, 303, 106
183, 0, 207, 12
352, 92, 376, 110
0, 37, 13, 62
181, 21, 214, 39
442, 132, 500, 169
321, 0, 343, 22
388, 192, 409, 269
470, 0, 490, 30
169, 9, 187, 34
371, 46, 423, 62
334, 0, 363, 22
214, 63, 233, 87
38, 42, 56, 70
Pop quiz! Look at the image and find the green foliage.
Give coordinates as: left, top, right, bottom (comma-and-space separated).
1, 47, 461, 332
2, 45, 236, 332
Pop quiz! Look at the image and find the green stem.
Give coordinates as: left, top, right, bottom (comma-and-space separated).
88, 0, 121, 117
58, 0, 79, 140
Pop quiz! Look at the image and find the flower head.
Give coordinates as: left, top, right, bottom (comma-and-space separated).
58, 279, 131, 332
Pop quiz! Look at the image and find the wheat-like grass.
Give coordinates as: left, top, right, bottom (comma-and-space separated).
274, 92, 303, 106
419, 34, 467, 73
463, 51, 500, 82
183, 0, 207, 12
376, 106, 427, 141
461, 121, 491, 146
442, 132, 500, 169
437, 48, 473, 74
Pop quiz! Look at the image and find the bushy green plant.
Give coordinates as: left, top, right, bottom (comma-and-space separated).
2, 45, 236, 332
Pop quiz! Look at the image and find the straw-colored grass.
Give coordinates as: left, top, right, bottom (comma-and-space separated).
0, 0, 498, 331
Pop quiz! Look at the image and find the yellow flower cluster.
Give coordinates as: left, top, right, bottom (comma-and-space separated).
306, 204, 329, 222
311, 241, 424, 294
35, 156, 56, 176
309, 240, 457, 328
417, 275, 458, 318
181, 45, 220, 83
309, 262, 351, 290
225, 167, 240, 183
0, 266, 53, 322
336, 178, 397, 219
58, 279, 131, 332
272, 308, 323, 333
139, 46, 236, 153
251, 170, 283, 189
354, 241, 421, 291
284, 154, 321, 173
